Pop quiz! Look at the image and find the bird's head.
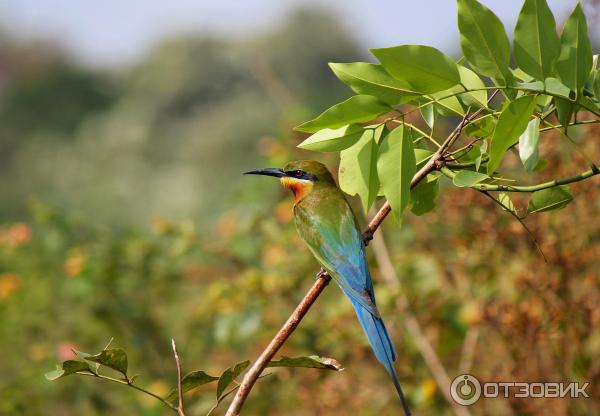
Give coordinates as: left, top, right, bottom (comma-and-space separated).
244, 160, 335, 203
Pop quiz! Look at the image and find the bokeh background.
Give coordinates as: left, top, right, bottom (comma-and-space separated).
0, 1, 599, 414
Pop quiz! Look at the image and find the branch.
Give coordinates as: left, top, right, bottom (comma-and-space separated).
439, 165, 600, 192
76, 372, 179, 412
171, 339, 185, 416
225, 110, 484, 416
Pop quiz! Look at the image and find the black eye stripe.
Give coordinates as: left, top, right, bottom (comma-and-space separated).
284, 170, 318, 182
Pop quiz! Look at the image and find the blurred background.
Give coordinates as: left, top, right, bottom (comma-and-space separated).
0, 1, 599, 414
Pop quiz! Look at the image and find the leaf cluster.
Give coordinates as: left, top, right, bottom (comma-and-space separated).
296, 0, 599, 221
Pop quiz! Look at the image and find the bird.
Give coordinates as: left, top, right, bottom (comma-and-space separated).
245, 160, 410, 415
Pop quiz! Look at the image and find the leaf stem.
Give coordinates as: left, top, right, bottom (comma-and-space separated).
439, 165, 600, 192
76, 372, 179, 412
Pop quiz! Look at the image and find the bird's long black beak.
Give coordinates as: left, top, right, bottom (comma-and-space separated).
243, 167, 285, 178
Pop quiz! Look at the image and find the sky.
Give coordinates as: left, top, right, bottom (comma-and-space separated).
0, 0, 582, 67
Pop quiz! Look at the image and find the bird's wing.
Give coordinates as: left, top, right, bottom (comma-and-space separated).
294, 195, 380, 317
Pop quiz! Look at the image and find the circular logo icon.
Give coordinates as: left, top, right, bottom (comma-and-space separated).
451, 374, 481, 405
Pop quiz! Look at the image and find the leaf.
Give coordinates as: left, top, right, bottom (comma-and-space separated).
497, 193, 517, 214
420, 104, 436, 129
216, 360, 250, 399
294, 95, 390, 133
377, 126, 417, 222
457, 0, 511, 83
544, 77, 572, 98
410, 177, 440, 216
458, 65, 488, 108
488, 95, 536, 174
465, 116, 495, 138
414, 149, 434, 168
554, 97, 575, 131
452, 170, 490, 187
428, 88, 465, 116
83, 348, 128, 378
329, 62, 418, 104
166, 370, 219, 404
45, 360, 94, 381
339, 127, 383, 211
527, 186, 573, 213
267, 355, 343, 371
370, 45, 460, 94
518, 117, 541, 173
297, 125, 364, 152
555, 4, 593, 93
514, 0, 561, 81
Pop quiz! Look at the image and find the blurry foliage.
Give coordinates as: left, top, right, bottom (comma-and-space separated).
0, 9, 359, 224
0, 5, 599, 416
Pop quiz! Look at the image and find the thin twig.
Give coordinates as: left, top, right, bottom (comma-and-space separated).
76, 372, 179, 412
478, 190, 548, 262
458, 328, 479, 375
171, 339, 185, 416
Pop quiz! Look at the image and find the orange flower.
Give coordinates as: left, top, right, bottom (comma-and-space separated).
64, 248, 87, 278
0, 273, 21, 299
0, 223, 32, 247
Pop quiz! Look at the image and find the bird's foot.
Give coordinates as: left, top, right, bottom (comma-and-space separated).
316, 268, 331, 282
362, 229, 374, 246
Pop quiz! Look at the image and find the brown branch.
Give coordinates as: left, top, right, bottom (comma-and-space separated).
225, 108, 487, 416
171, 339, 185, 416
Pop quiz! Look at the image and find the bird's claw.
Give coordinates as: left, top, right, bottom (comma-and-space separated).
316, 268, 331, 281
362, 229, 374, 246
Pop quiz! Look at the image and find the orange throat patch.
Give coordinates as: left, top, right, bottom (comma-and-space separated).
280, 177, 314, 204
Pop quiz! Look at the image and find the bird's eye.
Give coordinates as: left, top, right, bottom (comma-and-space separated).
295, 170, 303, 177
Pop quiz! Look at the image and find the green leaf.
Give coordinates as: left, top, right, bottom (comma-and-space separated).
377, 126, 417, 222
465, 116, 495, 138
410, 177, 440, 216
297, 125, 364, 152
497, 193, 517, 214
514, 0, 560, 81
83, 348, 128, 378
294, 95, 390, 133
554, 97, 575, 132
329, 62, 418, 104
452, 170, 490, 187
339, 127, 383, 211
267, 355, 343, 371
488, 95, 536, 173
370, 45, 460, 94
428, 88, 465, 116
533, 159, 549, 172
527, 186, 573, 213
45, 360, 94, 381
420, 104, 436, 129
457, 65, 488, 108
555, 4, 593, 93
458, 0, 511, 83
414, 149, 434, 167
216, 360, 250, 399
166, 370, 219, 404
545, 77, 572, 98
518, 117, 540, 173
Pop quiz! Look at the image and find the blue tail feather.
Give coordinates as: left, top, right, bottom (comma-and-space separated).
351, 299, 411, 416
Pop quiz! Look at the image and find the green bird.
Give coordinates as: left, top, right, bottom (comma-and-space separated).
245, 160, 410, 415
